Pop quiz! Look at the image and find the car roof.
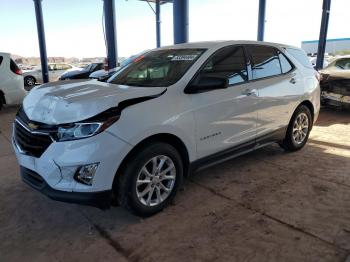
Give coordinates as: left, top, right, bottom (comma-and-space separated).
0, 52, 10, 56
158, 40, 298, 51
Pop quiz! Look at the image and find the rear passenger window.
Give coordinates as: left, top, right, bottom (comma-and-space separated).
10, 59, 21, 74
0, 56, 3, 66
248, 46, 281, 80
200, 45, 248, 85
278, 52, 293, 73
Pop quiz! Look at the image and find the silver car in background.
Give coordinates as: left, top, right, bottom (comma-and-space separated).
23, 63, 80, 87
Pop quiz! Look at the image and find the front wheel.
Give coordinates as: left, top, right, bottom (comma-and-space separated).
116, 142, 183, 217
280, 105, 312, 152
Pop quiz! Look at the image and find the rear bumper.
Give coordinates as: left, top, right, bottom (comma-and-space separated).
20, 166, 112, 208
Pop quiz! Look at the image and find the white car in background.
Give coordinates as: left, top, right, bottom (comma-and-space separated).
13, 41, 320, 216
0, 52, 26, 110
23, 63, 80, 87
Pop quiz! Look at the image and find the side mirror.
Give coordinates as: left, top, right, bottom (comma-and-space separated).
185, 76, 228, 94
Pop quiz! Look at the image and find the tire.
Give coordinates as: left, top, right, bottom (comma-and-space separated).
280, 105, 312, 152
24, 76, 36, 87
116, 142, 183, 217
0, 98, 3, 111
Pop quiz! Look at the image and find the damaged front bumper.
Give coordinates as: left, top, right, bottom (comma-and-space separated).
321, 91, 350, 106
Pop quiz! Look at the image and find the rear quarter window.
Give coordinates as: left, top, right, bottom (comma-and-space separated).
286, 48, 313, 69
0, 56, 3, 66
10, 59, 20, 73
278, 52, 294, 73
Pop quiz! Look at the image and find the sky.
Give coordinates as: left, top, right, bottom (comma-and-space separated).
0, 0, 349, 58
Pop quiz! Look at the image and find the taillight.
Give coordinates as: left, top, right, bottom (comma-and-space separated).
15, 69, 23, 75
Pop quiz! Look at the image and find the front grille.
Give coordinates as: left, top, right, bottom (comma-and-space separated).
14, 120, 53, 158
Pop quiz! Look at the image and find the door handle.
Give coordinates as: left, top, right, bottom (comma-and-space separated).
290, 78, 296, 84
242, 89, 257, 96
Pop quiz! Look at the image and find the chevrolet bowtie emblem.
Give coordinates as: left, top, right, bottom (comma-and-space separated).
28, 123, 39, 130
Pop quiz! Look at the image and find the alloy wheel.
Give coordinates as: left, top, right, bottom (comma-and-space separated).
292, 112, 309, 144
26, 77, 35, 86
136, 155, 176, 207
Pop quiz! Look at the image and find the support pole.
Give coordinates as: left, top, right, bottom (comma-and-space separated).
156, 0, 161, 47
33, 0, 49, 83
257, 0, 266, 41
103, 0, 118, 69
173, 0, 189, 44
316, 0, 331, 70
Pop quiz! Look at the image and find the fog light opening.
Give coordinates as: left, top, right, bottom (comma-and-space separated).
74, 163, 99, 186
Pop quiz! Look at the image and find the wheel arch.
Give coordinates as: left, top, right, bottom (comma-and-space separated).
299, 100, 315, 123
112, 133, 191, 193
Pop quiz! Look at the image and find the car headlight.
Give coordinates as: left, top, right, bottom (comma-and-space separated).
55, 107, 120, 141
57, 123, 103, 141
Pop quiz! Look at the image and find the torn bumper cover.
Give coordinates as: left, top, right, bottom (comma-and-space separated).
320, 76, 350, 107
20, 166, 112, 208
322, 91, 350, 104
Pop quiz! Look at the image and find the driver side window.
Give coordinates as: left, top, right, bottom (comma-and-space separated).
199, 46, 248, 86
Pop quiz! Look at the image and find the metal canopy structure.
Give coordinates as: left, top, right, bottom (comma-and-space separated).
173, 0, 189, 44
33, 0, 333, 83
139, 0, 172, 4
139, 0, 174, 48
33, 0, 49, 83
316, 0, 331, 70
103, 0, 118, 69
257, 0, 266, 41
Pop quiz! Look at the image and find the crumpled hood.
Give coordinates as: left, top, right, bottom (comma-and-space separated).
23, 79, 166, 125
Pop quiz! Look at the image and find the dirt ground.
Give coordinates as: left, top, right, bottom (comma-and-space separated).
0, 105, 349, 262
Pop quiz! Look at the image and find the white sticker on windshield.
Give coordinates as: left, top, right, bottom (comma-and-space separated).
171, 55, 198, 61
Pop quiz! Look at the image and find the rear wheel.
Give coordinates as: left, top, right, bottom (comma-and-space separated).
24, 76, 36, 87
280, 105, 312, 152
116, 142, 183, 217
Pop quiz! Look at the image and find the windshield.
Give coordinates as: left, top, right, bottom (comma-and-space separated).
108, 48, 206, 87
335, 58, 350, 70
83, 64, 92, 71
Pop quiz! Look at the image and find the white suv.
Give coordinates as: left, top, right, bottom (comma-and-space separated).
13, 41, 320, 216
0, 52, 26, 110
